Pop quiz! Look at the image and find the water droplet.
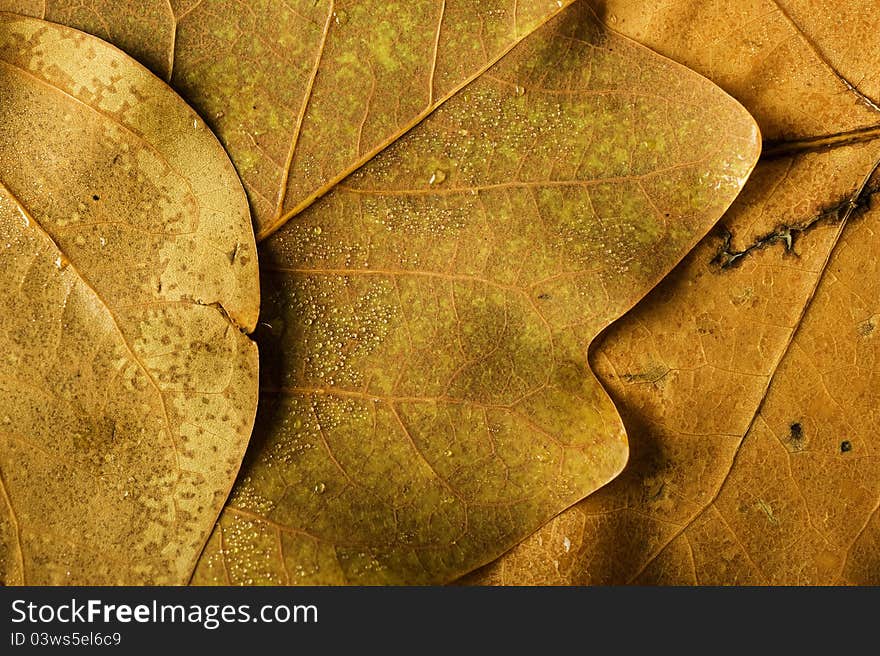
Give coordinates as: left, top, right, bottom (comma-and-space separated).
428, 168, 447, 185
313, 225, 322, 235
514, 84, 526, 97
444, 449, 453, 457
563, 536, 571, 552
333, 9, 348, 25
314, 482, 326, 494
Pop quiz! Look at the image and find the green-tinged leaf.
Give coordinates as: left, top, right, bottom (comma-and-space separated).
2, 0, 580, 238
191, 3, 759, 585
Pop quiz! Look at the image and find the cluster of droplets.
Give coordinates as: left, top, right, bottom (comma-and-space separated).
341, 65, 618, 197
364, 196, 468, 238
272, 215, 370, 270
289, 556, 323, 581
228, 476, 275, 514
297, 279, 397, 387
309, 397, 366, 433
266, 412, 315, 468
334, 548, 388, 581
216, 518, 284, 585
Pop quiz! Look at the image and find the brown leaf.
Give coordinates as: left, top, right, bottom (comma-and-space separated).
467, 0, 880, 585
1, 0, 582, 239
188, 3, 759, 585
0, 15, 259, 584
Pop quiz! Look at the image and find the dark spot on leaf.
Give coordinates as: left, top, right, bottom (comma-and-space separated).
789, 422, 803, 441
840, 440, 853, 453
92, 194, 100, 201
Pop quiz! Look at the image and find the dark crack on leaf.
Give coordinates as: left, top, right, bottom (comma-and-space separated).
192, 298, 249, 335
712, 183, 878, 269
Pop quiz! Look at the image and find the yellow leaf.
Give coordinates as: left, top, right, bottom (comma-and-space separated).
0, 15, 259, 584
191, 3, 759, 585
468, 0, 880, 586
1, 0, 582, 238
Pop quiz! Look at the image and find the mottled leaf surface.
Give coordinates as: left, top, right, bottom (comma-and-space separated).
189, 4, 759, 585
468, 0, 880, 585
1, 0, 580, 238
0, 15, 259, 584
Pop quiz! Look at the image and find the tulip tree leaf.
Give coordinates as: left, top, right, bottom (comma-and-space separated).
189, 4, 759, 585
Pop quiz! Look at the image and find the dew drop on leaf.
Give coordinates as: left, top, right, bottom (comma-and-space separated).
428, 168, 447, 185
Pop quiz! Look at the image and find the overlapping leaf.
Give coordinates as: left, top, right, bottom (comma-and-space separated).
0, 15, 259, 584
1, 0, 580, 238
187, 3, 759, 585
0, 2, 781, 586
469, 0, 880, 585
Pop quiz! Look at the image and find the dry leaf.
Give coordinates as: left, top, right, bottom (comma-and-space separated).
1, 0, 580, 238
468, 0, 880, 585
0, 15, 259, 584
188, 4, 759, 585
